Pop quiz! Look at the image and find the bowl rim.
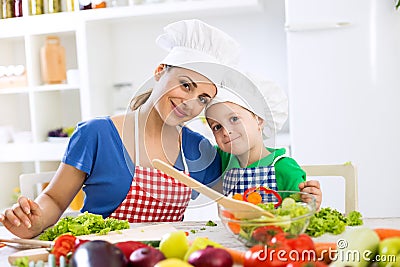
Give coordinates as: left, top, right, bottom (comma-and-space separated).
218, 190, 316, 222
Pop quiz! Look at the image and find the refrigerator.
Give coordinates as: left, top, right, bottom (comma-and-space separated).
285, 0, 400, 217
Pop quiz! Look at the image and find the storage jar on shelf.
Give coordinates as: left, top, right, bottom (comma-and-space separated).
40, 36, 67, 84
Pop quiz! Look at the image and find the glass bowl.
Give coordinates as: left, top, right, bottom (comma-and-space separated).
218, 190, 316, 247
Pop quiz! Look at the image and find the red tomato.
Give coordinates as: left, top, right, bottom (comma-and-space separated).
286, 261, 328, 267
52, 234, 77, 264
244, 242, 293, 267
114, 240, 148, 259
271, 233, 316, 262
252, 226, 284, 244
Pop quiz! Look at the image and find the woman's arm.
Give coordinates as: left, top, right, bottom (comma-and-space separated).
0, 163, 86, 238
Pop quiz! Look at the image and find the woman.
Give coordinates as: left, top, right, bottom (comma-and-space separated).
0, 19, 240, 238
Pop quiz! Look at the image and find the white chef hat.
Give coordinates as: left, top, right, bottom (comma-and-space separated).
156, 19, 240, 67
205, 71, 289, 139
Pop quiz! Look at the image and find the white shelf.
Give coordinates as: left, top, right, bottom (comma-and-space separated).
0, 142, 67, 162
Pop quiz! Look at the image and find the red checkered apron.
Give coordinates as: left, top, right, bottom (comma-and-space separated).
109, 109, 192, 222
109, 166, 192, 222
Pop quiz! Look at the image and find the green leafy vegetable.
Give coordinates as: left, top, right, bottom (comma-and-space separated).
206, 220, 217, 226
346, 210, 363, 226
305, 207, 363, 237
13, 256, 29, 267
39, 212, 130, 241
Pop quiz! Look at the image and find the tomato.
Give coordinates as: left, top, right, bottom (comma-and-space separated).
272, 233, 315, 252
52, 234, 77, 265
252, 226, 284, 244
244, 242, 293, 267
271, 233, 315, 263
114, 240, 149, 260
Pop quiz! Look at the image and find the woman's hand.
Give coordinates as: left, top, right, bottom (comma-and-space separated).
0, 196, 44, 239
299, 180, 322, 211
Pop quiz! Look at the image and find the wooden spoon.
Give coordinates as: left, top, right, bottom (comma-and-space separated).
152, 159, 274, 219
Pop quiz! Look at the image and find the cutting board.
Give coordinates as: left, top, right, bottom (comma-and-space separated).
8, 223, 177, 265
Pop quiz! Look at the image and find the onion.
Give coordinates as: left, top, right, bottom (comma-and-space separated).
188, 246, 233, 267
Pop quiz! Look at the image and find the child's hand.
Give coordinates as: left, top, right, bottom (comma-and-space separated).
298, 180, 322, 211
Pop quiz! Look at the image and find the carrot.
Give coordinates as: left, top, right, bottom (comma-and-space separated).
314, 242, 337, 264
374, 228, 400, 240
0, 243, 5, 248
223, 247, 245, 265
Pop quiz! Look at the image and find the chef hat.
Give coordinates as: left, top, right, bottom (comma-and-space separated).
206, 71, 289, 139
156, 19, 240, 67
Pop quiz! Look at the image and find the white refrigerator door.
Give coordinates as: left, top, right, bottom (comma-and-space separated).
285, 0, 400, 217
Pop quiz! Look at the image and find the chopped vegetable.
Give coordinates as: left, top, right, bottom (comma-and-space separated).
374, 228, 400, 240
243, 186, 282, 208
305, 208, 364, 237
346, 210, 363, 226
206, 220, 217, 226
39, 212, 130, 241
13, 256, 29, 267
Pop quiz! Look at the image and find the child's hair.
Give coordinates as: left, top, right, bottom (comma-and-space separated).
129, 65, 173, 111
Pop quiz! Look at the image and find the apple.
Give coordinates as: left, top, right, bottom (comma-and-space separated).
154, 258, 194, 267
129, 246, 166, 267
159, 231, 189, 259
378, 237, 400, 267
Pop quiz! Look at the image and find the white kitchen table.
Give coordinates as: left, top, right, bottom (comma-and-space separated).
1, 218, 400, 266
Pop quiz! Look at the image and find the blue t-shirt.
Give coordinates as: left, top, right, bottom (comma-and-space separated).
63, 117, 221, 218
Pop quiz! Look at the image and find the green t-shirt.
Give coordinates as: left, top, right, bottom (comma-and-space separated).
217, 147, 306, 192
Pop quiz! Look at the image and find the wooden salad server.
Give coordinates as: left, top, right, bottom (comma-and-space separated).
152, 159, 274, 219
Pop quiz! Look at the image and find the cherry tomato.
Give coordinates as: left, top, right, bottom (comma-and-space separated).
271, 233, 315, 263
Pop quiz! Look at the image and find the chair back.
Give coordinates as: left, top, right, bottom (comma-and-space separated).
19, 171, 55, 199
301, 162, 358, 214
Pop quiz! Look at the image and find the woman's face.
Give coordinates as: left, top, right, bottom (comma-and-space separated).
153, 66, 217, 126
206, 102, 262, 156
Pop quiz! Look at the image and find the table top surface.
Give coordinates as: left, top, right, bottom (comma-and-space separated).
1, 217, 400, 266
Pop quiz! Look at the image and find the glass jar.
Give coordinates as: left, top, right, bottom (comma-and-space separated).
66, 0, 74, 11
0, 0, 3, 19
48, 0, 61, 13
3, 0, 15, 18
14, 0, 22, 17
30, 0, 44, 15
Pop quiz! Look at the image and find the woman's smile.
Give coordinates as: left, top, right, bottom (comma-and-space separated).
171, 100, 188, 118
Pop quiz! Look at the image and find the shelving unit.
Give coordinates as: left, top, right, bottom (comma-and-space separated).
0, 0, 265, 209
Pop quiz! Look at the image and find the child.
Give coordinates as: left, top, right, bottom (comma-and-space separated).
205, 72, 322, 209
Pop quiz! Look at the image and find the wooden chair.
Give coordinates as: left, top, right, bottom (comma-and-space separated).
301, 162, 358, 215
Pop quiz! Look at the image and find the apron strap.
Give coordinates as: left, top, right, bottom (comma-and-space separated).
134, 109, 189, 173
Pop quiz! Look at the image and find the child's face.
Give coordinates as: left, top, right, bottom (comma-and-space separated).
206, 102, 262, 156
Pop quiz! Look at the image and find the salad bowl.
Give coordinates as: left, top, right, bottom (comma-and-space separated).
218, 190, 316, 247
